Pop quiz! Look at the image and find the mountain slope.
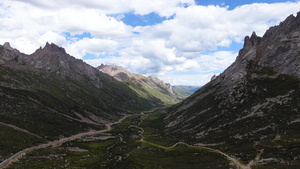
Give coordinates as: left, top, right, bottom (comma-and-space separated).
98, 64, 184, 105
164, 12, 300, 166
0, 42, 167, 162
0, 42, 157, 139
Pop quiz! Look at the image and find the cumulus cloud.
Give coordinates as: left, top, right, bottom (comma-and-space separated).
175, 60, 199, 71
39, 31, 68, 47
158, 72, 216, 86
85, 55, 153, 74
194, 51, 238, 73
0, 0, 132, 54
66, 38, 119, 59
139, 2, 300, 55
56, 9, 133, 38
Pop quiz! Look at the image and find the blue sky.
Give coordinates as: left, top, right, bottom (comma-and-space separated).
195, 0, 294, 9
1, 0, 300, 85
120, 12, 172, 27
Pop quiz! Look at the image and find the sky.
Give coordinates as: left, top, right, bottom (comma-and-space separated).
1, 0, 300, 86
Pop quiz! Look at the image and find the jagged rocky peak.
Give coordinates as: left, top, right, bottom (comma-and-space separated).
3, 42, 14, 50
32, 42, 67, 57
98, 64, 127, 74
221, 12, 300, 85
98, 64, 131, 76
246, 32, 260, 47
43, 42, 66, 53
236, 31, 260, 63
0, 42, 23, 64
27, 42, 73, 72
264, 12, 300, 38
255, 12, 300, 77
2, 42, 21, 54
210, 74, 217, 81
0, 42, 110, 89
98, 64, 137, 81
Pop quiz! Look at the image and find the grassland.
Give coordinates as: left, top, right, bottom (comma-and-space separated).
7, 111, 231, 169
0, 124, 45, 162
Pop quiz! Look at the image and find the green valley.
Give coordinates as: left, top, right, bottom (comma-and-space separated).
3, 110, 232, 169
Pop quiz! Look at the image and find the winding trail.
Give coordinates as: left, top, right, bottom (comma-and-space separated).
0, 115, 131, 169
0, 122, 42, 139
130, 113, 263, 169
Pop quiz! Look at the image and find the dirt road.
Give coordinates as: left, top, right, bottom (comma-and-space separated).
0, 115, 130, 169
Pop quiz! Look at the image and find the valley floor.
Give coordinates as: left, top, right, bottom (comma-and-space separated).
1, 108, 299, 169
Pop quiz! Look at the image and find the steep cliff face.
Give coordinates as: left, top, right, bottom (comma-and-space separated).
0, 43, 155, 139
164, 12, 300, 165
98, 64, 184, 105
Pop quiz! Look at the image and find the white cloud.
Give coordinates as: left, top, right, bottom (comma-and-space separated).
39, 31, 68, 47
66, 38, 119, 59
129, 0, 195, 17
175, 60, 199, 71
129, 39, 185, 64
1, 0, 300, 85
56, 9, 133, 38
85, 55, 152, 75
194, 51, 238, 73
142, 2, 300, 55
158, 72, 215, 86
0, 0, 132, 54
13, 0, 195, 17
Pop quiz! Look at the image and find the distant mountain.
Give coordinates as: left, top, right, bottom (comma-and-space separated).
98, 64, 185, 105
172, 85, 201, 97
164, 12, 300, 166
0, 42, 161, 160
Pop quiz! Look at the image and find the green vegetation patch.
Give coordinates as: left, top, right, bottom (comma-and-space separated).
123, 144, 230, 169
8, 137, 119, 169
139, 110, 179, 147
0, 124, 45, 162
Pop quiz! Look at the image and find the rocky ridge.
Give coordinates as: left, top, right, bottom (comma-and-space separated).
164, 12, 300, 166
98, 64, 184, 104
1, 42, 109, 89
